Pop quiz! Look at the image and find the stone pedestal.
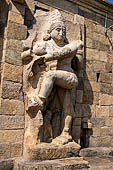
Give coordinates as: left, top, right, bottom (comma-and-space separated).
23, 142, 80, 161
14, 157, 90, 170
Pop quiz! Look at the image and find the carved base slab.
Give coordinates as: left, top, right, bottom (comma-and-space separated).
15, 157, 90, 170
23, 142, 80, 160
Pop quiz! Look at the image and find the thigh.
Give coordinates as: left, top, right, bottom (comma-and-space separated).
55, 70, 78, 89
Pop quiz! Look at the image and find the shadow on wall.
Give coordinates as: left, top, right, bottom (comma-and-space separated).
0, 0, 8, 84
79, 25, 93, 148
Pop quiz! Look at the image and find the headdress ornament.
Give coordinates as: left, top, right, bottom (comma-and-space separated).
48, 9, 65, 33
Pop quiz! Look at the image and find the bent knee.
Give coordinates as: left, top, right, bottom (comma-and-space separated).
44, 71, 56, 80
68, 74, 78, 88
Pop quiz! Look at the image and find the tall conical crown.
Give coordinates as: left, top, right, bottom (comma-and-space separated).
48, 9, 65, 33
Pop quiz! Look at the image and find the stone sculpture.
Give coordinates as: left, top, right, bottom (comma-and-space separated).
21, 9, 83, 160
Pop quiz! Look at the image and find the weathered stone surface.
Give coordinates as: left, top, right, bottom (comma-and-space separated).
0, 144, 10, 159
5, 39, 23, 51
91, 117, 105, 127
80, 147, 113, 157
11, 142, 23, 158
93, 61, 105, 72
15, 157, 89, 170
0, 130, 24, 144
24, 142, 80, 160
92, 127, 100, 137
89, 136, 111, 147
84, 80, 100, 92
0, 115, 24, 129
1, 99, 24, 115
99, 93, 113, 106
76, 90, 83, 103
100, 127, 110, 136
6, 22, 27, 40
96, 105, 109, 117
100, 72, 112, 84
74, 14, 84, 25
4, 48, 22, 66
2, 81, 22, 100
8, 11, 24, 24
0, 159, 14, 170
3, 63, 22, 83
9, 2, 25, 15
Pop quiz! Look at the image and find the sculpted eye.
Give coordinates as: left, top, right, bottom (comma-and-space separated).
56, 28, 61, 32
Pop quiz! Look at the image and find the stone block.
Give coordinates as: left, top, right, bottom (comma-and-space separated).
91, 117, 105, 127
73, 118, 81, 126
4, 48, 22, 66
86, 60, 93, 72
110, 126, 113, 136
92, 127, 100, 137
96, 24, 105, 34
100, 72, 112, 84
99, 93, 113, 105
0, 159, 14, 170
60, 10, 74, 23
25, 0, 35, 11
5, 39, 23, 51
1, 99, 24, 115
9, 2, 25, 15
100, 127, 110, 136
15, 157, 89, 170
83, 91, 99, 105
98, 136, 111, 147
108, 52, 113, 64
74, 104, 82, 118
84, 71, 96, 81
0, 129, 24, 144
105, 62, 112, 73
3, 63, 22, 83
86, 48, 99, 61
74, 14, 84, 25
6, 22, 27, 40
82, 104, 92, 117
105, 117, 113, 127
99, 51, 108, 62
8, 11, 24, 24
0, 144, 10, 159
85, 19, 96, 34
24, 142, 80, 160
89, 136, 111, 147
11, 142, 23, 157
109, 106, 113, 117
84, 80, 100, 92
93, 61, 105, 72
0, 115, 24, 129
2, 81, 23, 100
72, 126, 81, 139
86, 38, 93, 48
96, 105, 109, 117
100, 83, 112, 94
76, 90, 83, 103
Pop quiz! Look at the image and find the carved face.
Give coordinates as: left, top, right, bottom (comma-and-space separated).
50, 26, 66, 43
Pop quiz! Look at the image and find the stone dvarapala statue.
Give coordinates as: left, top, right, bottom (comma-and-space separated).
21, 9, 83, 156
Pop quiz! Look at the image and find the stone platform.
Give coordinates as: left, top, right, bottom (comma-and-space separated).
14, 157, 90, 170
23, 142, 80, 160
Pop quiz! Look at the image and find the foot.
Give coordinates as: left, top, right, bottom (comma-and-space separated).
52, 134, 72, 145
27, 96, 43, 112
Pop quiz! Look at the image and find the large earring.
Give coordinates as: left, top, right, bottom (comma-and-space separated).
43, 33, 51, 41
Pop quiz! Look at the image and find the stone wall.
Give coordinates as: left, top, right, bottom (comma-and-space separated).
0, 0, 26, 159
0, 0, 113, 160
